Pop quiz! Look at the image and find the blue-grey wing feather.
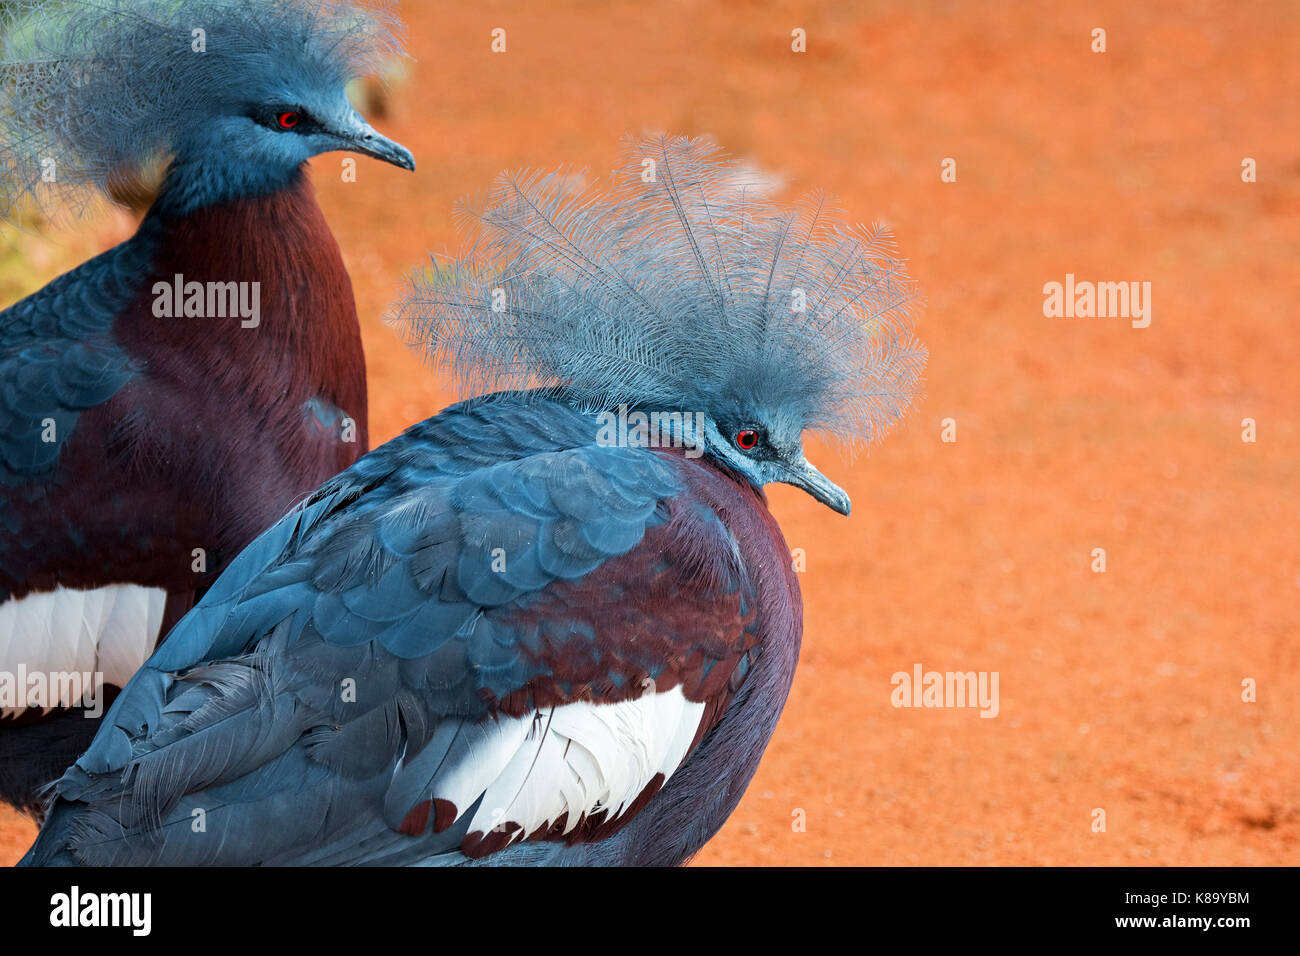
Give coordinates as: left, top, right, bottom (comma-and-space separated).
28, 398, 688, 865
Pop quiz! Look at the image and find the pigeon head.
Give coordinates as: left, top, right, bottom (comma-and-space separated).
0, 0, 412, 221
693, 399, 855, 516
395, 134, 926, 516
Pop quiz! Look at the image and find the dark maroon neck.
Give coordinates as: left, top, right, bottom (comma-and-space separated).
117, 172, 368, 438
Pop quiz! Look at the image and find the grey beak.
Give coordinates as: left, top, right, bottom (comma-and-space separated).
338, 117, 415, 171
778, 452, 852, 516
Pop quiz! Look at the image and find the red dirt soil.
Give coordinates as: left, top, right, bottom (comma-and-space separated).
3, 0, 1297, 866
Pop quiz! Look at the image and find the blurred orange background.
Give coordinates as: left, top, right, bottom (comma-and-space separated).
3, 0, 1297, 865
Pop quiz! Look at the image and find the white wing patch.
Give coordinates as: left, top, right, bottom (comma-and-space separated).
437, 686, 706, 854
0, 584, 166, 717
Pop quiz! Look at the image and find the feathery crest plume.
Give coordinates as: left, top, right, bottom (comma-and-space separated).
395, 134, 927, 449
0, 0, 404, 222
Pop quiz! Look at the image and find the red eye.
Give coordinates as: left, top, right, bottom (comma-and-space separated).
736, 429, 759, 450
277, 111, 300, 130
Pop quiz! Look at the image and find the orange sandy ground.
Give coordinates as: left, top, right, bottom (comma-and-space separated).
2, 0, 1297, 866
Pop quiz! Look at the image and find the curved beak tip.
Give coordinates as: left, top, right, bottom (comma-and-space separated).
383, 145, 416, 172
783, 458, 852, 516
822, 491, 851, 517
345, 122, 415, 171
